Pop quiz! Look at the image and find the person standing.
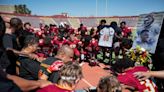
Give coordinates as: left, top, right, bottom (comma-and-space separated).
98, 21, 115, 61
120, 21, 132, 38
97, 19, 107, 39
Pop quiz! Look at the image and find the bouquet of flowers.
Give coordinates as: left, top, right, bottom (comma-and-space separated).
126, 46, 152, 69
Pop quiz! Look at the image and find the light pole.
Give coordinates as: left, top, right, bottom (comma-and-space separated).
96, 0, 98, 17
105, 0, 108, 16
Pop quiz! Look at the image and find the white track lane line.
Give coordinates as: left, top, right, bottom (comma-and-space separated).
82, 78, 94, 87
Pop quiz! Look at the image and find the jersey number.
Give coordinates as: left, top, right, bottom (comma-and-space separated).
140, 79, 156, 92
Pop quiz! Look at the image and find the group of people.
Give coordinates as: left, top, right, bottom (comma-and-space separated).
0, 15, 164, 92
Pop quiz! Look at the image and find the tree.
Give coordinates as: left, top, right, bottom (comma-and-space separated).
14, 4, 31, 14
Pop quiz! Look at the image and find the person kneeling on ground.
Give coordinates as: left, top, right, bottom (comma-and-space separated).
38, 45, 74, 83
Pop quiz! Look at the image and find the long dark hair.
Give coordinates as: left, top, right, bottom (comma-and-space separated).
111, 57, 135, 74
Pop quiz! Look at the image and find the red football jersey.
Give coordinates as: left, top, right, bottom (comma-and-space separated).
37, 84, 74, 92
52, 38, 67, 49
67, 39, 80, 56
121, 26, 131, 37
117, 66, 158, 92
67, 39, 80, 47
89, 39, 98, 47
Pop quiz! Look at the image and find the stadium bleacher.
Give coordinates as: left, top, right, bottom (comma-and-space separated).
96, 17, 118, 26
68, 18, 80, 28
17, 16, 41, 28
53, 18, 71, 26
0, 13, 16, 19
79, 17, 97, 27
0, 5, 15, 13
39, 17, 57, 25
0, 12, 139, 28
119, 17, 138, 27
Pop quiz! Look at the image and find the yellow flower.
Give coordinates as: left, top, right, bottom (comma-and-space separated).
126, 46, 151, 65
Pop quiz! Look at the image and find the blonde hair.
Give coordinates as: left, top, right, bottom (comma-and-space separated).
98, 76, 121, 92
58, 61, 83, 87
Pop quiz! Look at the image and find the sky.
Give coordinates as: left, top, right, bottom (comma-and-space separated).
0, 0, 164, 17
